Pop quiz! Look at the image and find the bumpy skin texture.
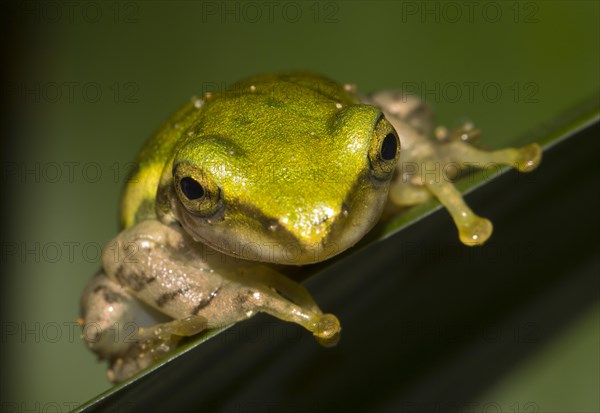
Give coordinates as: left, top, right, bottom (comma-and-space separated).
122, 73, 395, 264
368, 90, 541, 244
80, 72, 541, 382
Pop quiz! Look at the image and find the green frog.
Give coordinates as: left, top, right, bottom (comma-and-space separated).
80, 72, 541, 382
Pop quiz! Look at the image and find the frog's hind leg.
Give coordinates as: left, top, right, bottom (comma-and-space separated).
108, 314, 207, 382
80, 270, 206, 382
440, 138, 542, 173
367, 90, 435, 136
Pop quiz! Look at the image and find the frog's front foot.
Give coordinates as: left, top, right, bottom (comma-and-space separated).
422, 162, 495, 246
245, 282, 342, 347
514, 143, 542, 172
108, 315, 207, 382
424, 127, 541, 245
314, 313, 341, 347
138, 315, 207, 341
436, 121, 481, 144
457, 216, 493, 246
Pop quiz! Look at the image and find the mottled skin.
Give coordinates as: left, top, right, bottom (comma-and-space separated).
80, 73, 541, 382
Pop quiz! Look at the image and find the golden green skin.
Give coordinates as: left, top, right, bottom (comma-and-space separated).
121, 73, 399, 265
82, 72, 542, 382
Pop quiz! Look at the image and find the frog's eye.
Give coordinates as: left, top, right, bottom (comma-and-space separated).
368, 115, 400, 180
173, 163, 222, 217
180, 177, 204, 200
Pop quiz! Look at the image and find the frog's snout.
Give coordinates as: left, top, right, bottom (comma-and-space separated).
265, 204, 348, 264
278, 210, 337, 244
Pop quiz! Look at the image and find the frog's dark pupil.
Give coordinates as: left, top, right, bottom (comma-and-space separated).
380, 133, 398, 161
180, 177, 204, 200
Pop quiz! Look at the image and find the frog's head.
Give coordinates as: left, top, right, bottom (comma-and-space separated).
163, 92, 399, 265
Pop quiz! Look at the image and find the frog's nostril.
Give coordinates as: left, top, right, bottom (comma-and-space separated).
317, 215, 330, 225
341, 203, 350, 218
265, 219, 280, 232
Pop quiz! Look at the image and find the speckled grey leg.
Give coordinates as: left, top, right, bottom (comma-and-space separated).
80, 270, 143, 359
368, 90, 541, 246
80, 270, 206, 382
107, 313, 206, 382
366, 91, 437, 208
366, 90, 434, 136
245, 264, 321, 313
101, 220, 341, 353
214, 277, 341, 347
439, 139, 542, 173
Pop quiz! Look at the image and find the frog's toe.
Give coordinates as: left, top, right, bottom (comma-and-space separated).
138, 315, 207, 343
169, 315, 207, 337
107, 349, 159, 383
314, 313, 341, 347
458, 216, 493, 246
515, 143, 542, 172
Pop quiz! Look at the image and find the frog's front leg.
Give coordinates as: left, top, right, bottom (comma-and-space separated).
423, 124, 541, 245
420, 159, 495, 245
237, 267, 341, 346
99, 220, 340, 379
241, 264, 322, 313
371, 92, 541, 246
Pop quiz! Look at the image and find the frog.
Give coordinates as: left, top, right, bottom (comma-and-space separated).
79, 72, 541, 382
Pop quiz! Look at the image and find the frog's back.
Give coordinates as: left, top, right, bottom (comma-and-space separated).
119, 100, 200, 228
119, 72, 359, 228
231, 72, 356, 105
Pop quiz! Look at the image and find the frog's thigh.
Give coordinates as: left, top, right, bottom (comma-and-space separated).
80, 270, 141, 358
80, 270, 206, 382
109, 314, 206, 383
440, 140, 542, 173
366, 90, 434, 135
102, 220, 223, 319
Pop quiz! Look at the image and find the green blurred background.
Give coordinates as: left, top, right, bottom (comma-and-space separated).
1, 1, 598, 411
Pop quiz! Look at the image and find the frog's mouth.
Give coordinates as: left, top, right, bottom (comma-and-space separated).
175, 184, 389, 266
